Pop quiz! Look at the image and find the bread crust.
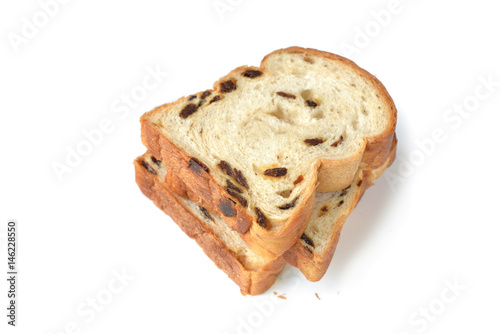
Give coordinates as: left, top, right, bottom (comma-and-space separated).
283, 136, 397, 281
134, 156, 286, 295
141, 46, 397, 259
283, 178, 364, 282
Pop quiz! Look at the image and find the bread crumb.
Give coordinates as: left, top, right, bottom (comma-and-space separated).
277, 295, 287, 300
315, 293, 320, 300
337, 291, 340, 295
273, 291, 277, 295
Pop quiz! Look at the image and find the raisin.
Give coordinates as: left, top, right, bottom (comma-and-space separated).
219, 198, 236, 217
255, 208, 267, 228
234, 168, 249, 189
198, 100, 205, 107
357, 180, 363, 187
220, 80, 236, 93
304, 138, 324, 146
264, 167, 287, 177
201, 91, 212, 99
276, 91, 296, 99
331, 135, 344, 147
278, 196, 299, 210
226, 180, 243, 193
140, 160, 156, 175
218, 161, 234, 177
199, 206, 212, 221
189, 158, 210, 174
209, 95, 221, 104
226, 189, 248, 207
306, 100, 318, 107
339, 185, 351, 197
188, 95, 197, 101
150, 156, 162, 165
243, 70, 263, 78
238, 196, 248, 208
304, 246, 313, 254
300, 234, 315, 247
293, 175, 304, 185
180, 103, 198, 118
338, 200, 344, 207
319, 205, 329, 217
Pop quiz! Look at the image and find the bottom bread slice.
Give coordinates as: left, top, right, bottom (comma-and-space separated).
282, 170, 365, 281
134, 153, 286, 295
284, 137, 397, 281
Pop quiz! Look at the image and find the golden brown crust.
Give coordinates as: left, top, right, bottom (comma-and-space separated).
283, 177, 365, 282
134, 156, 286, 295
316, 146, 364, 192
283, 136, 397, 281
140, 46, 397, 259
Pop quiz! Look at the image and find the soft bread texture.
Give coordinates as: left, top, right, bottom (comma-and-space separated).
134, 153, 286, 295
284, 136, 397, 281
141, 47, 397, 258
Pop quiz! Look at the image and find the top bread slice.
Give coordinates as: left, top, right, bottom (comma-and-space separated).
141, 47, 397, 258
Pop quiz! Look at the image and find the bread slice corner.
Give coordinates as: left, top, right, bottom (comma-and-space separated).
134, 152, 286, 295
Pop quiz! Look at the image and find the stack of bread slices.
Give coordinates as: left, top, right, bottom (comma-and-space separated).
134, 47, 397, 295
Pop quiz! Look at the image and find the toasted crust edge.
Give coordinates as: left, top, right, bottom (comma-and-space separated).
134, 155, 286, 295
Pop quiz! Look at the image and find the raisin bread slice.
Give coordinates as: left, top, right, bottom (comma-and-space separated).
141, 47, 397, 258
134, 153, 286, 295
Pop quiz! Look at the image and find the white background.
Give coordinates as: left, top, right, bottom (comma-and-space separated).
1, 0, 499, 333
